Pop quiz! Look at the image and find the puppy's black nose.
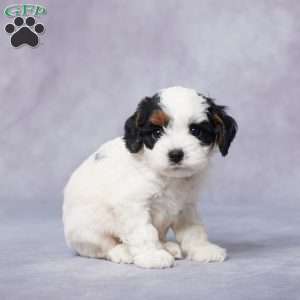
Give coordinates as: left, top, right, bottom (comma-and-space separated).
168, 149, 184, 164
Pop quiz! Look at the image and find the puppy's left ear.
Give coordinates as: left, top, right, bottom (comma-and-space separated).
124, 112, 143, 153
207, 98, 238, 156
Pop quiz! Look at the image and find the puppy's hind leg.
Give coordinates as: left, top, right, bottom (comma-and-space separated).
68, 230, 134, 264
68, 232, 118, 259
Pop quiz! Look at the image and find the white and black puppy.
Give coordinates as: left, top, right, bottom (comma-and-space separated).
63, 86, 237, 269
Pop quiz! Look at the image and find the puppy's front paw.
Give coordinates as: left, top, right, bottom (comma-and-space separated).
163, 241, 183, 259
134, 249, 175, 269
186, 242, 226, 263
107, 244, 133, 264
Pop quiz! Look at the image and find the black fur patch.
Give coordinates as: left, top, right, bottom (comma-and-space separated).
124, 94, 166, 153
189, 120, 216, 145
200, 94, 237, 156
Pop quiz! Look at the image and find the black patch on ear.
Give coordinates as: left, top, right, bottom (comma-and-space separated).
124, 112, 143, 153
200, 94, 238, 156
124, 94, 163, 153
136, 94, 161, 127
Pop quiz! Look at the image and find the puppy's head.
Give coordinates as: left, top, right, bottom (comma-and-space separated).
124, 87, 237, 178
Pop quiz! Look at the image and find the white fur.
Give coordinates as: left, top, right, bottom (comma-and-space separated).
63, 87, 226, 269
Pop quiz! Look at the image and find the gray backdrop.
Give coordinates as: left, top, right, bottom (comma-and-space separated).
1, 1, 299, 299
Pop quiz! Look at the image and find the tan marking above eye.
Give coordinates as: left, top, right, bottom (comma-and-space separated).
149, 110, 169, 126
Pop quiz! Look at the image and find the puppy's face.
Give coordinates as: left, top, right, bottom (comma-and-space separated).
124, 87, 237, 178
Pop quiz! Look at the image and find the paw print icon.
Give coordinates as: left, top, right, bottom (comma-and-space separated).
5, 16, 45, 47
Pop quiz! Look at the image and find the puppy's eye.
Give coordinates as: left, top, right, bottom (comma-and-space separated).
189, 122, 215, 145
152, 128, 163, 139
190, 125, 202, 137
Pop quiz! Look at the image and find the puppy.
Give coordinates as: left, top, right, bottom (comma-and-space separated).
63, 86, 237, 268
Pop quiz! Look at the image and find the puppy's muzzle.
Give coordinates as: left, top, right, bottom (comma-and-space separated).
168, 149, 184, 164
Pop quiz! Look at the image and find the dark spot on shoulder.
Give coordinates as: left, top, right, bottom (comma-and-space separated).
94, 152, 106, 161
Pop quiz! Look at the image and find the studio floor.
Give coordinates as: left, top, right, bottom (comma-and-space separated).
1, 203, 299, 300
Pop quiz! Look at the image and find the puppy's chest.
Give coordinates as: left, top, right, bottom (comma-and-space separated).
150, 179, 194, 224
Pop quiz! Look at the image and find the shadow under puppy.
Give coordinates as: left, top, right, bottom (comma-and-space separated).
63, 86, 237, 268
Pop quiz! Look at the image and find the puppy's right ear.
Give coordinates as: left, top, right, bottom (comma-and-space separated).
124, 112, 143, 153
